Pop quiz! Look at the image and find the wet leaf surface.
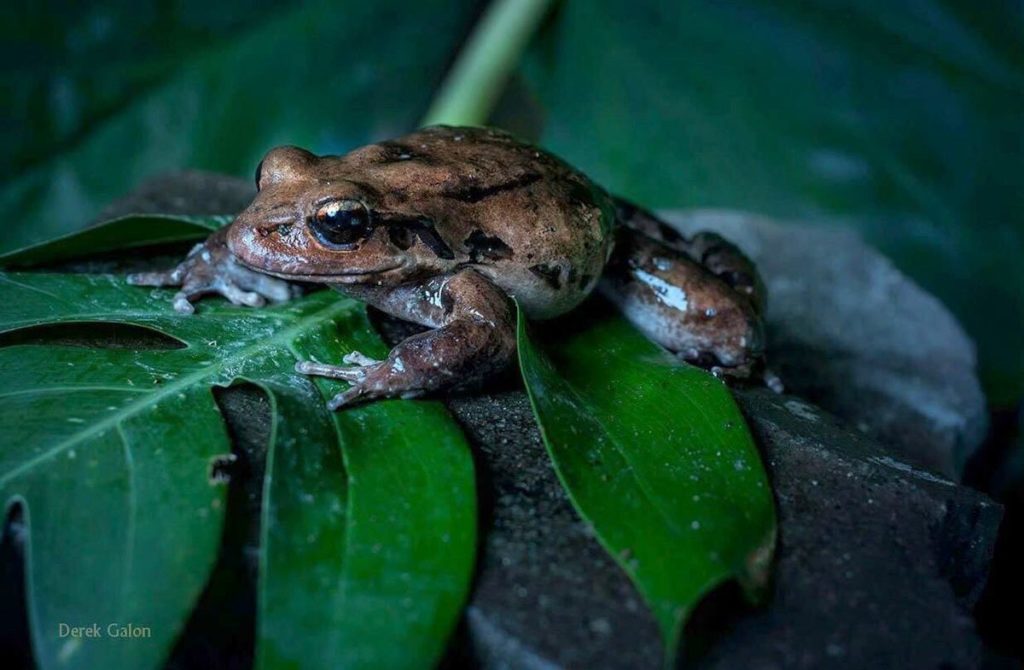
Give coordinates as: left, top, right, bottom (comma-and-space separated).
517, 302, 777, 660
0, 225, 475, 670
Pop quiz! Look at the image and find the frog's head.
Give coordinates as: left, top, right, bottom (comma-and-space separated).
228, 145, 443, 285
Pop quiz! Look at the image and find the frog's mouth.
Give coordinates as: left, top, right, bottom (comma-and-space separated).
238, 261, 407, 283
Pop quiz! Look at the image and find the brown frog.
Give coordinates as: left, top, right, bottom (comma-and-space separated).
129, 126, 774, 409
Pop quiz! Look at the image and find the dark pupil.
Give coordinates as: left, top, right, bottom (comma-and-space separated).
312, 205, 370, 247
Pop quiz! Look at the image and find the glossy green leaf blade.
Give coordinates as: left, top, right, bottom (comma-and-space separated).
517, 304, 776, 657
1, 268, 476, 669
0, 277, 240, 669
0, 214, 228, 268
256, 317, 476, 670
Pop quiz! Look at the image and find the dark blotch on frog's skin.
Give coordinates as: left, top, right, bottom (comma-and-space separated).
388, 225, 415, 250
529, 263, 563, 290
465, 229, 513, 262
409, 219, 455, 259
442, 173, 543, 204
376, 213, 455, 259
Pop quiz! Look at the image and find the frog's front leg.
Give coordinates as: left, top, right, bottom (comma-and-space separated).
127, 227, 296, 314
296, 269, 516, 409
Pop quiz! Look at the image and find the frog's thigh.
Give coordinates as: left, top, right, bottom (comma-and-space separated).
613, 197, 765, 314
330, 269, 516, 406
599, 230, 763, 369
685, 231, 765, 315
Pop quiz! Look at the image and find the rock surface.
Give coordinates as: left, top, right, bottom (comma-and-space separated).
442, 387, 1000, 670
667, 210, 988, 479
84, 173, 1001, 669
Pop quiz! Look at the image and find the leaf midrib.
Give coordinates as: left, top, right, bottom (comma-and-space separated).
0, 298, 354, 488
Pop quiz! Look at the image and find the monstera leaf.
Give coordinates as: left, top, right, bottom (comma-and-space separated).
0, 217, 476, 670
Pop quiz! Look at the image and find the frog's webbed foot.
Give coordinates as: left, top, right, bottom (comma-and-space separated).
296, 270, 516, 410
127, 228, 296, 314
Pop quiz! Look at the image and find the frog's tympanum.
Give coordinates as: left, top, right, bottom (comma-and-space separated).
130, 126, 775, 409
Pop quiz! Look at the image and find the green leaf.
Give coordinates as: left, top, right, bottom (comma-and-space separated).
517, 302, 777, 660
0, 0, 481, 255
0, 269, 475, 669
259, 317, 477, 670
521, 0, 1024, 403
0, 214, 227, 268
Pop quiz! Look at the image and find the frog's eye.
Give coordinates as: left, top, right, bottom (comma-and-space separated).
311, 200, 372, 248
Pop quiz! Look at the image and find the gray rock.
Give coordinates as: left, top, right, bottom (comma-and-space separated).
96, 170, 255, 222
88, 174, 1001, 669
446, 392, 662, 670
666, 210, 988, 479
445, 387, 1000, 670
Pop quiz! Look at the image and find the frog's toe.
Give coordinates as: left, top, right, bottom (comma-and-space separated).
763, 368, 784, 394
228, 265, 294, 303
172, 291, 196, 314
342, 351, 381, 367
217, 280, 266, 308
295, 360, 368, 382
128, 267, 184, 287
327, 386, 364, 410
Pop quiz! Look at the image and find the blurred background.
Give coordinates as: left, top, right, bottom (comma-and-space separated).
1, 0, 1022, 651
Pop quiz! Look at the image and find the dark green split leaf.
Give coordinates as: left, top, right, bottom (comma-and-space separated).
0, 267, 475, 670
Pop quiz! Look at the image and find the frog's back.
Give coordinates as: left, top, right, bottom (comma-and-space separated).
345, 125, 616, 318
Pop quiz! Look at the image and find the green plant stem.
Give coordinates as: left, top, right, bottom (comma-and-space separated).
421, 0, 554, 127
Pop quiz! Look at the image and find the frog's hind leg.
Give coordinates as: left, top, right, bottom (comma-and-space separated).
612, 197, 765, 315
599, 226, 767, 383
